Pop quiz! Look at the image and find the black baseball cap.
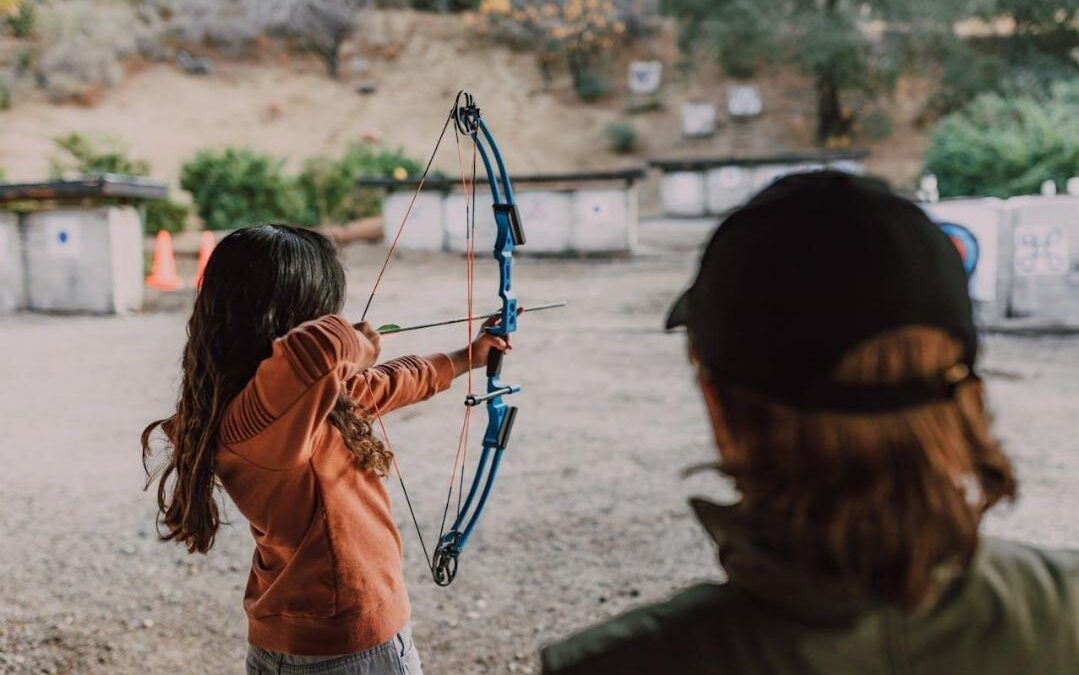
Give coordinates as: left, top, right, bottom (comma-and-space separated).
667, 170, 977, 411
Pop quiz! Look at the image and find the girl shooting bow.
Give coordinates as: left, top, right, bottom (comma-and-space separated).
141, 224, 507, 675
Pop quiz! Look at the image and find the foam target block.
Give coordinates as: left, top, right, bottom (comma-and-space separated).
382, 191, 445, 251
660, 172, 706, 217
515, 191, 572, 254
444, 192, 498, 254
23, 207, 143, 314
705, 166, 754, 215
0, 212, 24, 313
571, 189, 636, 253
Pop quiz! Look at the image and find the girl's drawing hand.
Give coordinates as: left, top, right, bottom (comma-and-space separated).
353, 321, 382, 364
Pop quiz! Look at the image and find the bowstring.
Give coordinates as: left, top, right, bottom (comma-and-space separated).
360, 112, 453, 323
436, 121, 480, 542
359, 99, 487, 575
358, 102, 456, 575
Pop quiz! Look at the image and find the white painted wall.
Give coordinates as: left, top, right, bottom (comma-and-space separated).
0, 213, 24, 314
382, 191, 444, 251
23, 207, 143, 314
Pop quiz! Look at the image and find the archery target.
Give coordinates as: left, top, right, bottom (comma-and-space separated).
938, 222, 980, 277
924, 199, 1001, 303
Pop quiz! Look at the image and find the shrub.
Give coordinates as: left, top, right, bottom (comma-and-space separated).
572, 65, 610, 102
286, 0, 367, 78
709, 0, 775, 79
297, 143, 424, 226
6, 0, 34, 38
147, 0, 285, 53
49, 133, 151, 179
35, 0, 149, 102
605, 120, 639, 154
143, 198, 190, 235
924, 82, 1079, 199
479, 0, 651, 102
0, 76, 10, 110
180, 148, 307, 231
47, 132, 189, 234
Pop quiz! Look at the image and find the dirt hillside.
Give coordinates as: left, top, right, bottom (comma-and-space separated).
0, 10, 930, 205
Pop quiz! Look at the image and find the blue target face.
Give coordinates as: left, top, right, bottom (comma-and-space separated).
58, 230, 69, 244
938, 222, 980, 277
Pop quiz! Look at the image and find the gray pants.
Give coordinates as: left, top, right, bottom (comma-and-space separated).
246, 625, 422, 675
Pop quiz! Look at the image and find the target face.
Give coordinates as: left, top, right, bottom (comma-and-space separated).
938, 222, 980, 277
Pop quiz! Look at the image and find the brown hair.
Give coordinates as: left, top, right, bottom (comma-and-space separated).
700, 326, 1017, 608
141, 225, 390, 554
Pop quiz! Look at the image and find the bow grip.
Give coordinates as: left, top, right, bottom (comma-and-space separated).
487, 347, 503, 377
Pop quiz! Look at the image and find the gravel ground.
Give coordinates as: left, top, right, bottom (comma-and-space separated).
1, 219, 1077, 674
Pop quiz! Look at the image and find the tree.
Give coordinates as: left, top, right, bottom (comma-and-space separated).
289, 0, 369, 79
976, 0, 1079, 32
665, 0, 973, 144
924, 81, 1079, 198
478, 0, 656, 102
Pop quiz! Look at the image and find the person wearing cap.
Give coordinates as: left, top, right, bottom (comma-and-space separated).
539, 171, 1079, 674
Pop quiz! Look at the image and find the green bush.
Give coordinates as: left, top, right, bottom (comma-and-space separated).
181, 148, 308, 231
8, 0, 35, 38
572, 64, 610, 102
711, 0, 775, 79
143, 198, 189, 235
0, 76, 10, 110
605, 120, 639, 154
48, 132, 189, 234
49, 132, 151, 178
924, 82, 1079, 199
297, 143, 425, 226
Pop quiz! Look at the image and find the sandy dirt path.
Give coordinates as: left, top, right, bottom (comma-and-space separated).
1, 220, 1077, 674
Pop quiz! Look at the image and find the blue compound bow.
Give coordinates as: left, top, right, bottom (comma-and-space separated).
361, 91, 526, 587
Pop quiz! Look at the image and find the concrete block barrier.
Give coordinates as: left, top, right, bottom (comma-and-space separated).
516, 191, 572, 254
0, 213, 24, 314
382, 191, 444, 251
23, 207, 143, 314
705, 166, 754, 215
924, 198, 1006, 322
659, 172, 706, 217
1004, 196, 1079, 323
571, 189, 636, 253
444, 192, 498, 254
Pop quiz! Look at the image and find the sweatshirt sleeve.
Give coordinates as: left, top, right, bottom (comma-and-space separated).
349, 354, 455, 416
219, 315, 377, 469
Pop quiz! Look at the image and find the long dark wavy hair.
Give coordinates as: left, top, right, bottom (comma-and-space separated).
141, 225, 389, 554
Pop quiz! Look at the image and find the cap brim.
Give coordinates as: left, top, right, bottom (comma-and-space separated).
665, 289, 690, 331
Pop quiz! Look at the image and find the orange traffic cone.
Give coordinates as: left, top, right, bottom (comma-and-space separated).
146, 230, 184, 291
195, 231, 216, 289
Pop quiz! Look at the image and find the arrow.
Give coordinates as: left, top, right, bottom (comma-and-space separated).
374, 301, 567, 335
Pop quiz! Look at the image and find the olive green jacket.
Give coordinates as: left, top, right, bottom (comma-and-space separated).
541, 499, 1079, 675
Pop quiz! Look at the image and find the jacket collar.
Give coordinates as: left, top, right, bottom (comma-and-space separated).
689, 498, 964, 621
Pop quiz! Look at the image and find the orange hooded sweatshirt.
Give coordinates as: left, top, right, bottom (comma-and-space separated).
214, 314, 454, 655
